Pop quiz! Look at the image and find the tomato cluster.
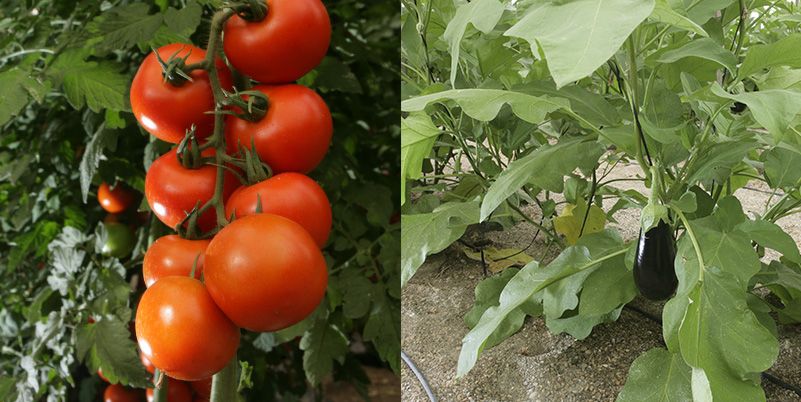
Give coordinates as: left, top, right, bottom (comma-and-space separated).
126, 0, 333, 388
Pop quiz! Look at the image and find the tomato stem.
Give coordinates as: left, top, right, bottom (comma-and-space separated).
210, 355, 239, 401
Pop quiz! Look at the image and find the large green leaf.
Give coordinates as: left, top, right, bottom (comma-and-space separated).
505, 0, 655, 88
653, 38, 737, 73
684, 138, 756, 185
648, 0, 708, 37
401, 201, 480, 286
736, 219, 801, 264
663, 206, 777, 402
443, 0, 504, 86
521, 82, 622, 127
711, 84, 801, 142
480, 137, 604, 221
464, 268, 531, 349
763, 146, 801, 189
616, 348, 693, 402
401, 89, 568, 123
739, 33, 801, 78
401, 113, 441, 203
457, 235, 630, 377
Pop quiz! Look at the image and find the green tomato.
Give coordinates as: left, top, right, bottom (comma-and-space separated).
102, 222, 135, 258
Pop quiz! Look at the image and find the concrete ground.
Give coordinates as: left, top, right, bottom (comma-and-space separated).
401, 163, 801, 401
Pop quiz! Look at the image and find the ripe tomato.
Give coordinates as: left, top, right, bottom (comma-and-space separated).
145, 148, 238, 232
223, 0, 330, 84
225, 173, 331, 247
135, 276, 239, 381
146, 378, 192, 402
140, 350, 155, 374
225, 84, 332, 174
131, 44, 232, 143
104, 384, 143, 402
204, 214, 327, 332
102, 222, 135, 258
190, 377, 211, 399
143, 235, 210, 287
98, 182, 136, 213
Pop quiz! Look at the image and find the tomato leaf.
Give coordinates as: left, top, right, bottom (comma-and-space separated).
299, 309, 349, 385
81, 320, 149, 388
363, 290, 401, 373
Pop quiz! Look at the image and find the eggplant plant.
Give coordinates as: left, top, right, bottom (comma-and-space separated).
401, 0, 801, 400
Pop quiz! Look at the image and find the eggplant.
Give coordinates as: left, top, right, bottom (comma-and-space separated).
633, 219, 678, 300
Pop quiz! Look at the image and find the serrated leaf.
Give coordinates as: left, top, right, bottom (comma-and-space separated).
443, 0, 504, 86
617, 348, 692, 402
481, 137, 604, 221
164, 1, 202, 37
505, 0, 654, 88
0, 69, 36, 126
93, 3, 164, 51
300, 312, 349, 385
84, 320, 149, 388
401, 201, 480, 286
79, 125, 118, 203
51, 50, 128, 112
363, 292, 400, 373
252, 333, 276, 353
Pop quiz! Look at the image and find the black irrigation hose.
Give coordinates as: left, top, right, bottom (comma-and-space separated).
401, 350, 438, 402
623, 304, 801, 398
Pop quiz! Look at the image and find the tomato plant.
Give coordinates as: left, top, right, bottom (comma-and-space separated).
135, 276, 240, 381
143, 235, 210, 287
402, 0, 801, 400
146, 378, 192, 402
145, 148, 237, 231
104, 384, 144, 402
98, 182, 136, 213
225, 84, 333, 173
223, 0, 331, 84
131, 43, 233, 144
101, 221, 136, 258
204, 214, 328, 332
0, 0, 398, 401
225, 172, 332, 246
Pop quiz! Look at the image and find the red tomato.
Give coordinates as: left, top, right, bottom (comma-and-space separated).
225, 173, 331, 246
135, 276, 240, 381
146, 378, 192, 402
131, 44, 232, 143
104, 384, 143, 402
145, 148, 238, 232
140, 350, 155, 374
190, 377, 212, 399
204, 214, 327, 332
225, 84, 332, 174
143, 235, 211, 287
98, 182, 136, 213
223, 0, 330, 83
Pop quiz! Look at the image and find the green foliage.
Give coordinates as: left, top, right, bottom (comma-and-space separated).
1, 0, 399, 400
402, 0, 801, 399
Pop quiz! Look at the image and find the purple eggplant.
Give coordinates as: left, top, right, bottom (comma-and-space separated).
633, 219, 677, 300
